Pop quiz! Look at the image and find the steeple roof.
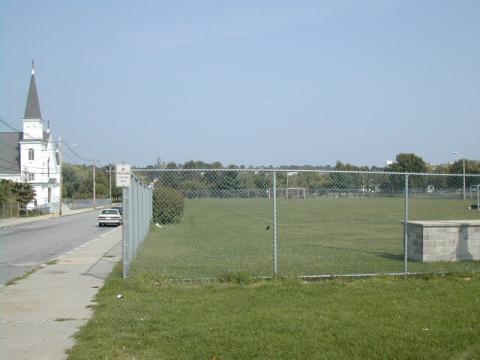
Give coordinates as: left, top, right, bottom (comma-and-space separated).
24, 65, 42, 119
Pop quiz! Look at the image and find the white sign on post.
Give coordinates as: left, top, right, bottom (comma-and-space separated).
116, 164, 131, 187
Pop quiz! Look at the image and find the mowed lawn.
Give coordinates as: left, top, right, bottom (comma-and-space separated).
68, 271, 480, 359
130, 197, 480, 279
68, 196, 480, 359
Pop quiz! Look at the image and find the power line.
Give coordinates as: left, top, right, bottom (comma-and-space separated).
0, 158, 58, 174
0, 138, 19, 151
0, 117, 61, 143
63, 141, 93, 162
1, 135, 104, 168
0, 156, 21, 168
62, 151, 77, 163
63, 141, 103, 165
1, 118, 106, 168
0, 118, 21, 132
0, 168, 60, 176
0, 128, 60, 155
0, 153, 60, 171
0, 164, 60, 175
0, 139, 59, 154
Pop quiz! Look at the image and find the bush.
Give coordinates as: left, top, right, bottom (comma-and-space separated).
152, 183, 184, 224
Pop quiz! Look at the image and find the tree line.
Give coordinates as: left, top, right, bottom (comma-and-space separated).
141, 153, 480, 194
1, 154, 478, 207
62, 163, 122, 200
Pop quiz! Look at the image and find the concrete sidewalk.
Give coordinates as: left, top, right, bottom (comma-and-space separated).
0, 227, 122, 360
0, 207, 106, 229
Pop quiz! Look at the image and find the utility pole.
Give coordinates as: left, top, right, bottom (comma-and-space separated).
286, 173, 289, 200
58, 136, 63, 216
93, 161, 96, 209
453, 152, 466, 200
109, 165, 112, 202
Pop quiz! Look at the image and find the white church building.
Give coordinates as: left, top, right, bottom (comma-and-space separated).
0, 66, 61, 212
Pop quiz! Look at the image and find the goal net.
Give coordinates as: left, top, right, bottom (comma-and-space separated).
275, 187, 306, 199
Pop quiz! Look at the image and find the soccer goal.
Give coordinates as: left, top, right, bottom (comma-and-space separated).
275, 187, 306, 199
470, 185, 480, 210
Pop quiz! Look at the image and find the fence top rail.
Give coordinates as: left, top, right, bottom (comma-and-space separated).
132, 168, 480, 177
131, 173, 154, 188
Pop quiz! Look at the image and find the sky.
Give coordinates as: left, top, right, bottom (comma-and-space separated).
0, 0, 479, 167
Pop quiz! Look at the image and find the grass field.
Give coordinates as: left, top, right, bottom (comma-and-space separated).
68, 271, 480, 359
130, 197, 480, 279
68, 196, 480, 359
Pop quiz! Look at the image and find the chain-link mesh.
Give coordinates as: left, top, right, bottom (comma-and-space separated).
122, 174, 153, 277
128, 170, 274, 279
123, 169, 480, 279
276, 171, 405, 277
406, 174, 480, 274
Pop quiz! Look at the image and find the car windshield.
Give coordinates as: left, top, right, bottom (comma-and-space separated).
101, 210, 118, 215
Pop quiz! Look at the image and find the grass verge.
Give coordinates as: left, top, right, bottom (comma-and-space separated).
4, 267, 39, 286
68, 268, 480, 359
4, 258, 59, 286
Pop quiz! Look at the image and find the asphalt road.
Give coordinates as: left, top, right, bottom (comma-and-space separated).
0, 210, 116, 286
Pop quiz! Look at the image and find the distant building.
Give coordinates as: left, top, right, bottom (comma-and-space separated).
0, 65, 61, 211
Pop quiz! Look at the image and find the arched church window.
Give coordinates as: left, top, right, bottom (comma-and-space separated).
28, 148, 35, 160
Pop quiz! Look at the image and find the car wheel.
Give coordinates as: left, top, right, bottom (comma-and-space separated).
99, 223, 103, 227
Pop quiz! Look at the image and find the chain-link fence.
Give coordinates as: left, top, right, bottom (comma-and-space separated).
122, 174, 153, 277
0, 198, 114, 220
122, 169, 480, 279
0, 202, 22, 219
0, 201, 56, 219
63, 198, 112, 210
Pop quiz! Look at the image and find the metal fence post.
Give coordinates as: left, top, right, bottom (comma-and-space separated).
477, 184, 480, 211
140, 184, 144, 241
121, 172, 155, 279
273, 171, 278, 276
128, 180, 134, 275
133, 178, 137, 255
142, 184, 145, 239
142, 184, 146, 240
122, 184, 129, 278
134, 178, 139, 255
403, 174, 409, 276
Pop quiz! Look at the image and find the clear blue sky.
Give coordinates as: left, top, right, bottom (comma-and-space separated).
1, 0, 478, 167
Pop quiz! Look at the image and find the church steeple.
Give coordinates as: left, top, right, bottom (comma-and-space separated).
24, 60, 42, 120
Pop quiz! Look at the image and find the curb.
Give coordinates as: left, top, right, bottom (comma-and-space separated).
0, 206, 110, 230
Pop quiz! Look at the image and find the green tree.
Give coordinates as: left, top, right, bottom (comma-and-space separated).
449, 160, 480, 175
387, 153, 428, 173
448, 160, 480, 189
62, 163, 113, 199
11, 181, 36, 206
0, 179, 13, 203
327, 161, 364, 189
296, 172, 329, 190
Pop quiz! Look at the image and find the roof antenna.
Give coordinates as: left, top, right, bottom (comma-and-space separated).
31, 59, 35, 75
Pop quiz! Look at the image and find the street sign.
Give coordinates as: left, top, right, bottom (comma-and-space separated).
116, 164, 131, 187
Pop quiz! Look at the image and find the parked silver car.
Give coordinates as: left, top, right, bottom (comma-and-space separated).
98, 209, 122, 227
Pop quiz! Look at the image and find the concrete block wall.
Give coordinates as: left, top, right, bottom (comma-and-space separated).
407, 220, 480, 262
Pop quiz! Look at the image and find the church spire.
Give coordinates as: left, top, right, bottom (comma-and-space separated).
24, 60, 42, 119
